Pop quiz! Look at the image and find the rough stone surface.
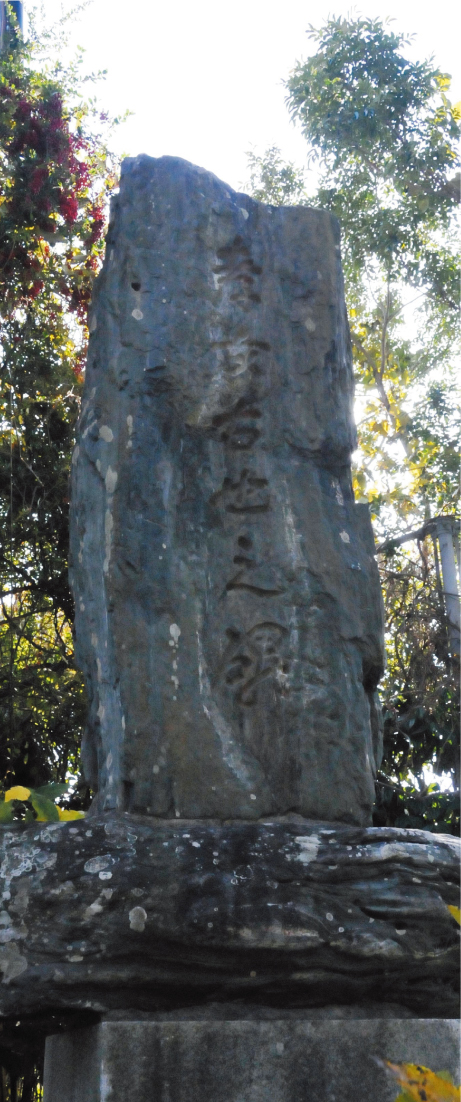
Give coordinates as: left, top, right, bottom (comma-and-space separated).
69, 154, 384, 824
1, 816, 458, 1018
43, 1019, 460, 1102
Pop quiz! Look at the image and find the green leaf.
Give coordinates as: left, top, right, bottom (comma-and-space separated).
0, 800, 14, 824
33, 783, 69, 800
30, 795, 60, 822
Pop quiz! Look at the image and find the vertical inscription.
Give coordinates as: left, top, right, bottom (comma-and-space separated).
212, 238, 262, 308
211, 338, 270, 380
222, 623, 290, 705
211, 236, 289, 709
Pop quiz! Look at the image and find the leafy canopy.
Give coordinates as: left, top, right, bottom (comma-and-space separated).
247, 16, 460, 832
245, 145, 307, 206
284, 14, 460, 556
287, 16, 460, 287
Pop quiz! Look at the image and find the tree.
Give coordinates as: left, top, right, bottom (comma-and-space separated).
0, 4, 120, 808
247, 16, 460, 833
245, 145, 307, 205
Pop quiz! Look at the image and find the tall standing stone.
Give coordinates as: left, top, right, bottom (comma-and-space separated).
70, 155, 384, 824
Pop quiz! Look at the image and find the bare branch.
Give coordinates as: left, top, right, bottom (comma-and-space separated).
376, 521, 436, 554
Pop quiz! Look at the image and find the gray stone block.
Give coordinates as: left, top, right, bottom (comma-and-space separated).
43, 1018, 460, 1102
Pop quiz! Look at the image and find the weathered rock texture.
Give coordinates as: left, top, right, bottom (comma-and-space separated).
43, 1018, 461, 1102
0, 817, 458, 1018
69, 155, 384, 824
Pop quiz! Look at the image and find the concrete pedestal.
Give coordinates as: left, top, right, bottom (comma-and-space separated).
43, 1018, 459, 1102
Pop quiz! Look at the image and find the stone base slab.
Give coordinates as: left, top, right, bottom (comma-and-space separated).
43, 1018, 460, 1102
1, 816, 459, 1018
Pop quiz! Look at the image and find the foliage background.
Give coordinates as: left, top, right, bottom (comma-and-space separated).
0, 4, 120, 820
247, 17, 460, 834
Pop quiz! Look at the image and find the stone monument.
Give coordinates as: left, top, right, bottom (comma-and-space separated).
0, 157, 458, 1102
70, 153, 384, 825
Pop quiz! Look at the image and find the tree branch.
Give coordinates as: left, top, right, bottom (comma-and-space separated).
380, 277, 391, 382
351, 329, 413, 458
376, 520, 437, 554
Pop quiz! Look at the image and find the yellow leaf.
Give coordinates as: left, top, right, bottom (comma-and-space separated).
57, 808, 85, 821
452, 101, 461, 121
447, 905, 460, 925
353, 470, 366, 492
4, 786, 31, 802
381, 1061, 460, 1102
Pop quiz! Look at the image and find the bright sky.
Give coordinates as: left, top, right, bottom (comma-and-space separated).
39, 0, 460, 193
